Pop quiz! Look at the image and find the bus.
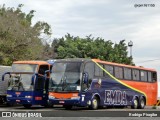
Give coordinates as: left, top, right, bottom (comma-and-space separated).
48, 58, 157, 109
0, 66, 12, 105
2, 61, 50, 108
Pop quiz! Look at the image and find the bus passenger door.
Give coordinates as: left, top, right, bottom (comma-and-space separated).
35, 65, 50, 104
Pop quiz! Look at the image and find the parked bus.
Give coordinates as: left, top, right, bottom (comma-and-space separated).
48, 58, 157, 109
0, 66, 12, 105
2, 61, 50, 108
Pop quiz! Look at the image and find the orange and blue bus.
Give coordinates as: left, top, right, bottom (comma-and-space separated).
2, 61, 50, 108
48, 58, 157, 109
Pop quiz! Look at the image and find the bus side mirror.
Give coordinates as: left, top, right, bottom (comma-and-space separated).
44, 70, 51, 78
2, 72, 10, 81
83, 72, 88, 84
31, 73, 37, 85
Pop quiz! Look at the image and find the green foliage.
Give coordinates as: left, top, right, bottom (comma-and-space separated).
52, 34, 134, 65
0, 4, 52, 65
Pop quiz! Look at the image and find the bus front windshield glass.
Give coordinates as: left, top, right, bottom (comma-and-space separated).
49, 62, 82, 92
8, 74, 34, 91
12, 64, 38, 72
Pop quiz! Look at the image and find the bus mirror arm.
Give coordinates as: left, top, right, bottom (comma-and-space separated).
31, 73, 38, 85
2, 72, 11, 81
83, 72, 89, 84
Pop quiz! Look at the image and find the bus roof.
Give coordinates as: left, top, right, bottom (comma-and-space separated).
92, 59, 156, 72
13, 61, 50, 65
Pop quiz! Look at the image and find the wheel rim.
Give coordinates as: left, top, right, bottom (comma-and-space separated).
141, 99, 145, 108
92, 99, 98, 109
134, 99, 138, 108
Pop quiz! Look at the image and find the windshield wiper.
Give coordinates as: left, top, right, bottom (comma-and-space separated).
54, 75, 67, 92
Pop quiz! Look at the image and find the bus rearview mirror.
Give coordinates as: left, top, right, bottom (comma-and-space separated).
83, 72, 88, 84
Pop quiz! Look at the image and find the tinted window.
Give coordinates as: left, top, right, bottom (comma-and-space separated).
95, 64, 103, 77
84, 62, 94, 83
140, 70, 147, 82
104, 65, 114, 75
114, 66, 123, 79
39, 65, 49, 76
152, 72, 157, 82
124, 67, 132, 80
132, 69, 140, 81
148, 72, 152, 82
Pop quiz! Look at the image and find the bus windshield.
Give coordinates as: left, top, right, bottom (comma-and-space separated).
8, 74, 34, 91
12, 64, 38, 73
49, 62, 82, 92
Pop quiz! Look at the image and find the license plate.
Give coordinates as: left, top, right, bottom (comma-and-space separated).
59, 101, 65, 104
16, 100, 20, 102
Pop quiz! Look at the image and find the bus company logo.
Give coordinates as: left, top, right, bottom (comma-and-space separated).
2, 112, 11, 117
104, 90, 127, 105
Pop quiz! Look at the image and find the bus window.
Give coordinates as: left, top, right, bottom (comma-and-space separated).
95, 64, 103, 77
83, 62, 94, 90
148, 72, 152, 82
38, 65, 49, 77
140, 70, 147, 82
152, 72, 157, 82
132, 69, 140, 81
104, 65, 114, 75
114, 66, 123, 79
124, 67, 132, 80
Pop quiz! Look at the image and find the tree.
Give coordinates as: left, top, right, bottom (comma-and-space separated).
52, 34, 133, 65
0, 4, 52, 65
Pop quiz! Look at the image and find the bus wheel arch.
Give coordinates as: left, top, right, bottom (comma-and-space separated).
89, 94, 101, 110
131, 96, 139, 109
138, 96, 146, 109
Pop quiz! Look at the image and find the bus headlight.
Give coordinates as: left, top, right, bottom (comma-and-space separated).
7, 94, 12, 97
25, 96, 32, 98
49, 95, 55, 99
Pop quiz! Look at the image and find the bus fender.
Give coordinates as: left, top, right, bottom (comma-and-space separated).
91, 93, 101, 104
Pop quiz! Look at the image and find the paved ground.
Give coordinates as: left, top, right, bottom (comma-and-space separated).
0, 105, 160, 119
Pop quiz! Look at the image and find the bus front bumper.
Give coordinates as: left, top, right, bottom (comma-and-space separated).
48, 98, 90, 107
7, 97, 33, 105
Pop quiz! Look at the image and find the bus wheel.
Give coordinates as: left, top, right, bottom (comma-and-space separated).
63, 105, 72, 110
131, 97, 138, 109
89, 97, 99, 110
138, 97, 146, 109
6, 103, 14, 107
44, 101, 53, 108
23, 104, 32, 108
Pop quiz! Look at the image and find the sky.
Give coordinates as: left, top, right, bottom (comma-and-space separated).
1, 0, 160, 96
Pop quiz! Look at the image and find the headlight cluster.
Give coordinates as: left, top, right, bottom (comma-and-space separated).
7, 94, 12, 97
49, 95, 55, 99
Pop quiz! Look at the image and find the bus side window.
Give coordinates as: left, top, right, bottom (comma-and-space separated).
132, 69, 140, 81
84, 62, 94, 86
140, 70, 147, 82
38, 65, 50, 76
152, 72, 157, 82
124, 67, 132, 80
148, 72, 152, 82
114, 66, 123, 79
94, 64, 103, 77
104, 65, 114, 76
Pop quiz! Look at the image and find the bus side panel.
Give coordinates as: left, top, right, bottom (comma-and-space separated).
121, 80, 157, 105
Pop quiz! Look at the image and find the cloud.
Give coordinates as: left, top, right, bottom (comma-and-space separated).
1, 0, 160, 96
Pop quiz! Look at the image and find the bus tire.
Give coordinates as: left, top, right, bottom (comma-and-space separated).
44, 101, 53, 108
23, 104, 32, 108
131, 97, 138, 109
6, 103, 14, 107
138, 97, 146, 109
89, 96, 99, 110
63, 105, 72, 110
